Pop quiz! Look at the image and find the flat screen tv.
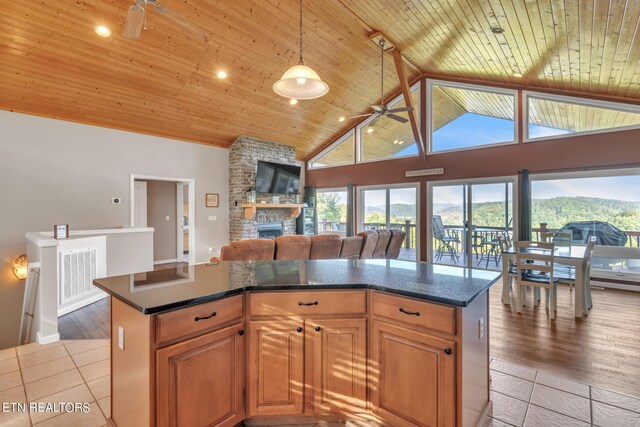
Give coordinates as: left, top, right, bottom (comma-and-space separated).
255, 161, 301, 195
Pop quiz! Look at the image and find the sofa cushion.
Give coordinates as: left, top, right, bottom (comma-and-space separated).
220, 239, 275, 261
275, 235, 311, 260
310, 234, 342, 260
357, 230, 378, 259
372, 229, 391, 258
386, 229, 406, 259
339, 236, 363, 259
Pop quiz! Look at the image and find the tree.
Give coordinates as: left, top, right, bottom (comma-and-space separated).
317, 192, 345, 222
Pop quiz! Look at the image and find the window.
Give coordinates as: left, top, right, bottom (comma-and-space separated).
525, 92, 640, 141
358, 83, 420, 162
427, 80, 517, 153
531, 170, 640, 280
309, 130, 355, 169
316, 189, 349, 236
358, 184, 419, 261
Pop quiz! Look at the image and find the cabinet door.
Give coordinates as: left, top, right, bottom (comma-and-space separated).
371, 320, 456, 427
156, 323, 245, 427
308, 318, 367, 415
248, 320, 305, 417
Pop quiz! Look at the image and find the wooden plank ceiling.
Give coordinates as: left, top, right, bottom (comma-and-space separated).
1, 0, 639, 160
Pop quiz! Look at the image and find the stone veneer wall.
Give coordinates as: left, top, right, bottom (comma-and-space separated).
229, 136, 299, 243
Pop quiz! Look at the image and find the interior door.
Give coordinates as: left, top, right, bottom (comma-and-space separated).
176, 183, 189, 262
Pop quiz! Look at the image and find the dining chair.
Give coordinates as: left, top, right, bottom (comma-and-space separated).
498, 233, 516, 303
541, 230, 575, 290
556, 236, 597, 312
515, 241, 559, 320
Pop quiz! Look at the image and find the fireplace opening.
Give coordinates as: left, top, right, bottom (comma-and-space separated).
257, 222, 283, 239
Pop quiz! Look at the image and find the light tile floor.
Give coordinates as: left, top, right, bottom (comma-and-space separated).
486, 357, 640, 427
0, 339, 109, 427
1, 340, 639, 426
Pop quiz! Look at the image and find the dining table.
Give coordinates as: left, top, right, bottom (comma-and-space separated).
501, 245, 588, 318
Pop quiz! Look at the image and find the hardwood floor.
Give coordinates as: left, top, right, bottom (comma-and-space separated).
490, 280, 640, 397
58, 275, 640, 398
58, 296, 111, 340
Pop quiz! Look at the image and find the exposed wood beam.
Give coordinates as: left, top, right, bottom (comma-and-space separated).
393, 48, 425, 160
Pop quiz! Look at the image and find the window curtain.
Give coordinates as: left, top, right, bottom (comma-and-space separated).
346, 184, 355, 237
519, 169, 532, 242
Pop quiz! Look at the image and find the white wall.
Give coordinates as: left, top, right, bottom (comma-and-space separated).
0, 111, 229, 349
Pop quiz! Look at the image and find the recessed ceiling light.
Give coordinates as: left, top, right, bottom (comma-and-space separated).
398, 140, 404, 145
95, 26, 112, 37
290, 99, 298, 105
393, 140, 398, 144
338, 116, 346, 122
367, 127, 374, 134
216, 70, 228, 79
512, 73, 523, 78
490, 26, 504, 34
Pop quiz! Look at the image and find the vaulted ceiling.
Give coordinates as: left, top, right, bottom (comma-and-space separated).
1, 1, 639, 160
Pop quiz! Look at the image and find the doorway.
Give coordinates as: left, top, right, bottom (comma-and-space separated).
357, 184, 419, 261
427, 177, 517, 271
130, 175, 195, 265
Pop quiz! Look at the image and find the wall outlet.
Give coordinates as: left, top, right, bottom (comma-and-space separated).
478, 317, 484, 340
111, 197, 122, 204
118, 326, 125, 350
208, 247, 213, 254
165, 215, 170, 221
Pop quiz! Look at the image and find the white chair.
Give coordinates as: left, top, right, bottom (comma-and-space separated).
498, 233, 516, 303
556, 236, 597, 312
541, 230, 575, 291
515, 241, 559, 320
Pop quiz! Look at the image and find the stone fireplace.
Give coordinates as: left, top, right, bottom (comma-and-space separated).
229, 136, 300, 243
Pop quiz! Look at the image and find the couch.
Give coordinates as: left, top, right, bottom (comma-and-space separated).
216, 229, 406, 262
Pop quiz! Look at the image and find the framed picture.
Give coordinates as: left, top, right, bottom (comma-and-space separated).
205, 193, 219, 208
54, 224, 69, 240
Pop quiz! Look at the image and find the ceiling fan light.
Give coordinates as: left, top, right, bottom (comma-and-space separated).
273, 64, 329, 99
123, 4, 145, 39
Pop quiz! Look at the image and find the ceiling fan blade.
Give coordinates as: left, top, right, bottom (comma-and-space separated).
123, 4, 145, 39
348, 113, 374, 119
388, 106, 414, 114
154, 3, 208, 41
371, 105, 384, 112
387, 114, 409, 123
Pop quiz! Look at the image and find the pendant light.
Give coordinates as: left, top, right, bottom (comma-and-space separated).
273, 0, 329, 100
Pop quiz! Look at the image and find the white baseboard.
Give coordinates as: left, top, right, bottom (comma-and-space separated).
36, 331, 60, 345
57, 291, 108, 317
154, 258, 178, 265
591, 280, 640, 292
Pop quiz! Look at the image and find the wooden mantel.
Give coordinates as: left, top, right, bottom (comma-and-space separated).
241, 203, 303, 220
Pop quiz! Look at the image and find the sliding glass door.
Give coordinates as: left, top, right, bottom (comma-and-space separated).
316, 188, 349, 237
358, 184, 419, 261
429, 178, 516, 271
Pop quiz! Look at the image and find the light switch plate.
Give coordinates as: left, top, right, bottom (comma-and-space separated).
165, 215, 170, 221
478, 317, 484, 340
208, 215, 217, 221
118, 326, 125, 350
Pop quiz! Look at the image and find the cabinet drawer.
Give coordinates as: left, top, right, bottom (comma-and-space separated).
155, 295, 243, 343
249, 290, 366, 317
372, 292, 456, 335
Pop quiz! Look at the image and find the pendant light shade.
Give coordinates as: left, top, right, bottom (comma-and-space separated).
273, 64, 329, 99
273, 0, 329, 100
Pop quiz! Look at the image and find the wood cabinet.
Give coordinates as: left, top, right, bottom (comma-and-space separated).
371, 320, 456, 427
247, 320, 305, 417
308, 318, 367, 415
156, 323, 245, 427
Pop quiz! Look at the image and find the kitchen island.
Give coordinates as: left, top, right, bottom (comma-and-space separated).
94, 259, 501, 427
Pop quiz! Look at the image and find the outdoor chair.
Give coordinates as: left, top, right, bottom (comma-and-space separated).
432, 215, 460, 264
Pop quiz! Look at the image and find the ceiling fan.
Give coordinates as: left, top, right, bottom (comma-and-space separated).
122, 0, 208, 42
348, 40, 414, 126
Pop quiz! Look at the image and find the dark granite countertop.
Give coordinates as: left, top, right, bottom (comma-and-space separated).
93, 259, 501, 314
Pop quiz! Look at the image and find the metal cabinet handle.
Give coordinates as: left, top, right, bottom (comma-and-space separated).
315, 326, 321, 332
296, 327, 303, 333
399, 307, 420, 316
444, 348, 453, 355
194, 311, 217, 321
298, 301, 319, 306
